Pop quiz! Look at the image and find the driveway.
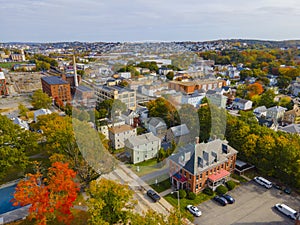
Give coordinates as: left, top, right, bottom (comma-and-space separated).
194, 181, 300, 225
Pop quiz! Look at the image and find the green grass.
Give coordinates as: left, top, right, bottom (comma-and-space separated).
164, 192, 214, 222
0, 62, 26, 69
127, 159, 167, 177
150, 178, 171, 193
230, 173, 249, 183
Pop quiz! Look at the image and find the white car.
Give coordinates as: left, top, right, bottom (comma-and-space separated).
186, 205, 202, 217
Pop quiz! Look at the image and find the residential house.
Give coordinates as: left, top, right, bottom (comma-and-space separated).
34, 108, 52, 122
266, 74, 278, 86
166, 124, 190, 145
253, 106, 267, 118
278, 124, 300, 134
108, 124, 137, 150
282, 105, 300, 125
266, 106, 287, 121
125, 133, 161, 164
145, 117, 167, 140
181, 91, 206, 108
232, 98, 252, 110
168, 139, 238, 193
13, 117, 29, 130
206, 90, 228, 108
98, 118, 125, 140
290, 82, 300, 96
120, 110, 139, 126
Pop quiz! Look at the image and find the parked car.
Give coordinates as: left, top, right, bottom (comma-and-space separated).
213, 196, 228, 206
253, 176, 272, 189
274, 183, 282, 190
186, 205, 202, 217
284, 187, 292, 195
275, 203, 297, 220
146, 190, 161, 202
221, 194, 235, 204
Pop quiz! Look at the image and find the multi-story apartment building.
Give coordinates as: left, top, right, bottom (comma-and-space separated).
108, 124, 137, 150
125, 132, 161, 164
41, 76, 71, 102
168, 139, 238, 193
168, 79, 226, 94
95, 85, 136, 110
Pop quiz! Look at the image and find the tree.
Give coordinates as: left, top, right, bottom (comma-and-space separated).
247, 82, 264, 98
215, 185, 228, 195
166, 71, 174, 80
88, 179, 136, 225
259, 89, 275, 107
31, 89, 52, 109
0, 115, 38, 179
12, 162, 79, 225
18, 103, 29, 117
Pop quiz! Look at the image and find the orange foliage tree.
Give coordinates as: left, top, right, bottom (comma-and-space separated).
12, 162, 79, 225
247, 82, 264, 98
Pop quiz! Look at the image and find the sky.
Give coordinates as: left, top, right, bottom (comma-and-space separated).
1, 0, 300, 42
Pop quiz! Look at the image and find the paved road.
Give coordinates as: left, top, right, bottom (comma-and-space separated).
194, 181, 300, 225
101, 163, 173, 216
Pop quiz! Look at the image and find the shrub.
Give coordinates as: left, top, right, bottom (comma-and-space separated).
187, 192, 196, 200
203, 188, 214, 196
178, 189, 187, 199
216, 185, 228, 195
226, 180, 236, 191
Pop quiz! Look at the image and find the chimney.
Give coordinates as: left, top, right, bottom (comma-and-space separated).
73, 54, 78, 87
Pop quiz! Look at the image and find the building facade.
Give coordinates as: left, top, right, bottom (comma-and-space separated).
41, 76, 71, 102
108, 124, 137, 149
125, 133, 161, 164
95, 85, 136, 111
0, 71, 8, 96
168, 139, 238, 193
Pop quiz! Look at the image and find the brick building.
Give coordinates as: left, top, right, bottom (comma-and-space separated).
0, 71, 8, 96
168, 79, 226, 94
168, 139, 238, 193
41, 76, 71, 102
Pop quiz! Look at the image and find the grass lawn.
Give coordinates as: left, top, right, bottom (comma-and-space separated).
164, 192, 214, 221
127, 159, 167, 177
230, 173, 249, 183
150, 178, 171, 193
0, 62, 26, 69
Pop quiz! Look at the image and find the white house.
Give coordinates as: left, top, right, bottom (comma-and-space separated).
253, 106, 267, 118
120, 110, 139, 126
13, 117, 29, 130
125, 132, 161, 164
181, 92, 206, 108
232, 98, 253, 110
108, 124, 137, 150
266, 106, 287, 121
34, 109, 52, 122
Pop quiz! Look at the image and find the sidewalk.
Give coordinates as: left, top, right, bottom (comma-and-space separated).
160, 188, 173, 197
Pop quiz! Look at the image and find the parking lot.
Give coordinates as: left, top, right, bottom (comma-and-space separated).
194, 181, 300, 225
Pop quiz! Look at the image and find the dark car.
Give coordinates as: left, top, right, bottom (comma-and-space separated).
213, 196, 228, 206
284, 187, 292, 195
221, 194, 235, 204
147, 190, 161, 202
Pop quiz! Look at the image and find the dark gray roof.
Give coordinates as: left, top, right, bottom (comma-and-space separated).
42, 76, 68, 85
278, 124, 300, 134
76, 85, 92, 92
170, 124, 190, 137
148, 117, 167, 128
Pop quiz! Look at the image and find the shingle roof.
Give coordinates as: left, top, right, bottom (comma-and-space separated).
170, 124, 190, 137
125, 133, 160, 148
109, 124, 134, 134
42, 76, 68, 85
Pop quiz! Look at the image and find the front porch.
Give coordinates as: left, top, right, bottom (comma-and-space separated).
171, 172, 187, 190
207, 169, 230, 191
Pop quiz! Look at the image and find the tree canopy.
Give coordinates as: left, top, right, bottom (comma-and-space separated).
31, 89, 52, 109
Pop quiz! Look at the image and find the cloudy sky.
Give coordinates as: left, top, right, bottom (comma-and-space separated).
1, 0, 300, 42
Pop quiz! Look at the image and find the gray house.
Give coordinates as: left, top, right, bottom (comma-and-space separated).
145, 117, 167, 140
166, 124, 190, 144
125, 133, 161, 164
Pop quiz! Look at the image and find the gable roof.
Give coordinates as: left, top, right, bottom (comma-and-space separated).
148, 117, 167, 128
267, 106, 287, 112
278, 124, 300, 134
109, 124, 134, 134
169, 124, 190, 137
125, 132, 160, 148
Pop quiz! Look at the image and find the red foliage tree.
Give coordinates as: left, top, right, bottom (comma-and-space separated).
12, 162, 79, 225
247, 82, 264, 98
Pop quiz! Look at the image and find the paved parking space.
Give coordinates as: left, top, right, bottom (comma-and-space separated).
194, 181, 300, 225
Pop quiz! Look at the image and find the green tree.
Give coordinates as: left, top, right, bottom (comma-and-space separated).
259, 89, 275, 107
88, 179, 136, 225
31, 89, 52, 109
18, 103, 29, 117
215, 185, 228, 195
166, 71, 174, 80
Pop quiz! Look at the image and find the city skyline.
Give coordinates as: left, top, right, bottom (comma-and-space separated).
1, 0, 300, 42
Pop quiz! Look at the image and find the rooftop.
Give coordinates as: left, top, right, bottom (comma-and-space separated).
125, 132, 160, 148
109, 124, 134, 134
41, 76, 68, 85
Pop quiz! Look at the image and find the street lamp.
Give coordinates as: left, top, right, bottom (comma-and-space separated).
171, 190, 181, 219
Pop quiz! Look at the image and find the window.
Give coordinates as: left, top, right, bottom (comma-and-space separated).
200, 183, 202, 187
206, 171, 208, 176
196, 175, 199, 180
184, 171, 186, 177
196, 184, 199, 189
189, 175, 192, 179
200, 174, 202, 179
